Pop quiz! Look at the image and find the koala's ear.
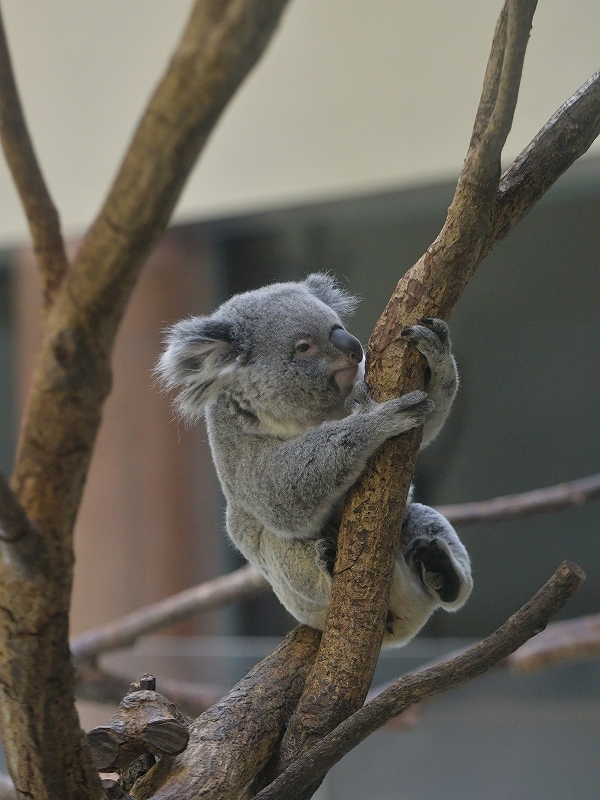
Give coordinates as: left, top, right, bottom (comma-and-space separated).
304, 273, 359, 319
155, 316, 238, 421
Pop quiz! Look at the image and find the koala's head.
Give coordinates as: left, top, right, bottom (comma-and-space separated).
156, 273, 364, 430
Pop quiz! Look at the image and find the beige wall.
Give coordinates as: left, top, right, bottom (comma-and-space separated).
1, 0, 599, 246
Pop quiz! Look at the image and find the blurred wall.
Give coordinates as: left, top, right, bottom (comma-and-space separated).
1, 0, 599, 246
13, 229, 225, 635
200, 154, 600, 638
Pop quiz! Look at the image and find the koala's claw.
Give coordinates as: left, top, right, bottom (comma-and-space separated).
423, 317, 449, 342
401, 317, 450, 360
405, 537, 461, 603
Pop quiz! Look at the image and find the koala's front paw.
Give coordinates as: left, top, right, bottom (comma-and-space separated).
401, 317, 450, 363
390, 390, 434, 423
345, 379, 372, 412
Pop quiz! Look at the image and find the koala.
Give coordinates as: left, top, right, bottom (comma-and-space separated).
156, 274, 472, 647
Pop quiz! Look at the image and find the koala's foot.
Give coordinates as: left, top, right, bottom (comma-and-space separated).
400, 317, 450, 363
315, 535, 337, 577
405, 537, 461, 603
401, 502, 472, 610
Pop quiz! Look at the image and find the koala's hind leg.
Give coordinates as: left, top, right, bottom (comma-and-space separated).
400, 502, 472, 609
383, 502, 472, 646
400, 318, 458, 446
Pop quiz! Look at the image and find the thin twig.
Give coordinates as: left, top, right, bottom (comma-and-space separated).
255, 561, 584, 800
438, 472, 600, 525
71, 564, 267, 663
0, 11, 69, 309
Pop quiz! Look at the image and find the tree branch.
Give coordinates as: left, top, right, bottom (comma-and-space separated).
486, 68, 600, 252
0, 3, 291, 798
130, 626, 321, 800
438, 472, 600, 525
71, 564, 267, 663
256, 561, 584, 800
0, 11, 69, 309
279, 0, 538, 768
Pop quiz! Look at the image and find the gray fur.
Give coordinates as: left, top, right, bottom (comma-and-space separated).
156, 274, 472, 646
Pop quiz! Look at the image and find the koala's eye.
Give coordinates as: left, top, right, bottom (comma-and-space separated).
294, 339, 313, 355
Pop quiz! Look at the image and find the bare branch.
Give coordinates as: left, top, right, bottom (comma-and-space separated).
509, 611, 600, 674
1, 3, 291, 797
280, 0, 538, 767
256, 561, 584, 800
71, 564, 267, 663
0, 10, 69, 308
486, 68, 600, 252
438, 472, 600, 525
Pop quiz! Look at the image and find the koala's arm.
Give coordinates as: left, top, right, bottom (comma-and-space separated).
212, 391, 432, 539
401, 318, 458, 447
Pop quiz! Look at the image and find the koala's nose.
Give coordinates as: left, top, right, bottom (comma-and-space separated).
329, 327, 363, 363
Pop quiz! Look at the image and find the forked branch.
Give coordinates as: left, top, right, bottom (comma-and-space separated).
279, 0, 539, 767
0, 13, 69, 308
0, 2, 293, 798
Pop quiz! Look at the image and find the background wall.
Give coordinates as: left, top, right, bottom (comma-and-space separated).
0, 0, 599, 246
199, 153, 600, 638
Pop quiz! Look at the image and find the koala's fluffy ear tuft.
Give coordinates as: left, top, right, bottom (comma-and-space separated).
304, 273, 360, 319
155, 316, 238, 421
